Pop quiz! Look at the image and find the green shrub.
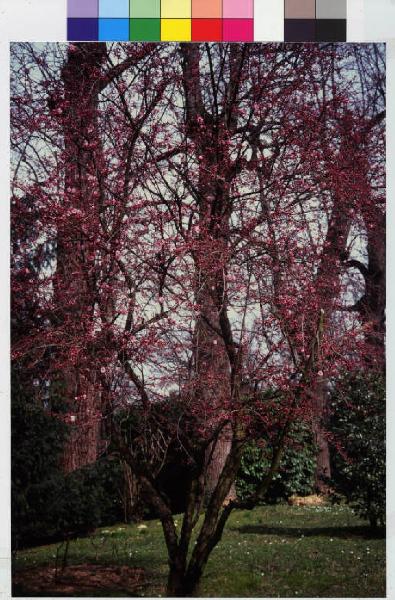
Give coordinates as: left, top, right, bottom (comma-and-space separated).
236, 422, 317, 503
330, 372, 385, 529
54, 459, 125, 535
11, 372, 126, 549
11, 370, 67, 549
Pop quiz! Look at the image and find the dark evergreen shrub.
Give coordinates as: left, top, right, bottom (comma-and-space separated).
330, 371, 385, 529
236, 422, 317, 503
12, 372, 126, 549
11, 375, 68, 549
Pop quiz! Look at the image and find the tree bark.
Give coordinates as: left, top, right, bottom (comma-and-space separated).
304, 115, 366, 489
57, 43, 108, 472
122, 460, 142, 522
181, 44, 237, 503
194, 268, 235, 503
311, 378, 331, 492
166, 569, 185, 597
357, 210, 385, 366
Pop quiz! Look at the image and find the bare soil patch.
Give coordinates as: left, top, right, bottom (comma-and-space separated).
13, 564, 146, 597
287, 494, 327, 506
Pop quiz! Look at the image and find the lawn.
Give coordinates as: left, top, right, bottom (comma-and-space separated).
12, 503, 385, 597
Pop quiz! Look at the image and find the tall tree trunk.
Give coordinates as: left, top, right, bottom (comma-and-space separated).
355, 210, 385, 367
181, 44, 237, 503
56, 43, 108, 472
306, 114, 368, 489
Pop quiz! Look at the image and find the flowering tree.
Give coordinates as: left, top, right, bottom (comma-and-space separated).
11, 42, 385, 596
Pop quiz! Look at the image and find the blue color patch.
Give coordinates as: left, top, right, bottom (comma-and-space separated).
99, 18, 130, 40
68, 18, 99, 40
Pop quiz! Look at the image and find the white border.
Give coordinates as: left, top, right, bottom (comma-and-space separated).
386, 39, 394, 600
347, 0, 364, 42
0, 36, 10, 600
0, 1, 394, 600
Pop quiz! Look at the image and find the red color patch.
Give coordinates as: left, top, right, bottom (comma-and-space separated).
192, 19, 223, 41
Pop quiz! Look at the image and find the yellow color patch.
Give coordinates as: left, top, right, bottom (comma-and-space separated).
161, 0, 191, 18
161, 18, 191, 41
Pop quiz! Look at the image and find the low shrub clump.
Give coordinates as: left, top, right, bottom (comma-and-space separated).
236, 422, 317, 503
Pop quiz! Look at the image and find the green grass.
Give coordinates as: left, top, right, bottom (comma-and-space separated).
13, 504, 385, 597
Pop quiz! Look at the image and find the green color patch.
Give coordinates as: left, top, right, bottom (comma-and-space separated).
130, 0, 160, 18
129, 18, 160, 40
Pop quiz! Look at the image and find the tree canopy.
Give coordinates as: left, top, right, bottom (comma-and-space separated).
11, 42, 385, 596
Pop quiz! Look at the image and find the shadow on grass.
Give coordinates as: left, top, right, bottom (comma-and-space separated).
233, 525, 385, 540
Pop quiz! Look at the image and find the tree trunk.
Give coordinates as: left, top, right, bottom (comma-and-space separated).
311, 379, 331, 492
62, 393, 101, 472
56, 43, 108, 472
166, 563, 189, 597
194, 240, 236, 504
122, 461, 142, 522
181, 44, 238, 503
204, 423, 236, 503
358, 210, 385, 366
307, 117, 363, 490
166, 565, 202, 598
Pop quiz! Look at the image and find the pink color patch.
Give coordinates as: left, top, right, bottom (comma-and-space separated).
223, 0, 253, 19
223, 19, 253, 41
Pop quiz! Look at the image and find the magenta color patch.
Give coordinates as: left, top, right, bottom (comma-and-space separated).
223, 18, 253, 41
223, 0, 253, 19
68, 0, 98, 18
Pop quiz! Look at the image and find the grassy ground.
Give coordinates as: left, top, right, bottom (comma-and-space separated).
13, 503, 385, 597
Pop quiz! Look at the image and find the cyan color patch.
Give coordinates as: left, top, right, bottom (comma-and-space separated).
99, 0, 129, 18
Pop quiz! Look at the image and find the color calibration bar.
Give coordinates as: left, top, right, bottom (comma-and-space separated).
67, 0, 254, 42
284, 0, 347, 42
